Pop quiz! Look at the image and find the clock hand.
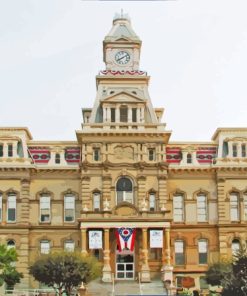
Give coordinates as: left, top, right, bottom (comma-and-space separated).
117, 54, 128, 62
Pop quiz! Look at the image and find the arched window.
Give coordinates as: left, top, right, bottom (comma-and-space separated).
232, 239, 240, 255
93, 192, 101, 211
7, 240, 15, 250
187, 153, 192, 164
149, 192, 156, 211
116, 177, 133, 204
175, 240, 185, 265
173, 194, 184, 222
230, 193, 239, 221
197, 194, 207, 222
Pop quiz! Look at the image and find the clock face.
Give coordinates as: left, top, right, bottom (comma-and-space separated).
115, 51, 130, 65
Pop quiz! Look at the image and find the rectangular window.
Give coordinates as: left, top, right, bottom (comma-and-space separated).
93, 148, 100, 161
242, 144, 246, 157
120, 106, 128, 122
64, 195, 75, 222
8, 144, 13, 157
132, 108, 137, 122
149, 193, 156, 211
0, 145, 3, 157
230, 193, 239, 221
93, 192, 101, 211
40, 240, 50, 254
175, 241, 185, 265
173, 195, 184, 222
40, 196, 50, 222
197, 194, 207, 222
64, 240, 75, 252
149, 248, 162, 260
111, 108, 116, 122
232, 144, 237, 157
198, 240, 208, 264
148, 148, 155, 161
0, 194, 2, 222
7, 194, 16, 222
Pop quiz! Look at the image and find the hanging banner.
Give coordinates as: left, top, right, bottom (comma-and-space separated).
89, 230, 102, 249
150, 230, 163, 248
115, 227, 136, 252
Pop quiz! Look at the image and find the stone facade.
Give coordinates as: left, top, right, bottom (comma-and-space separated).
0, 14, 247, 292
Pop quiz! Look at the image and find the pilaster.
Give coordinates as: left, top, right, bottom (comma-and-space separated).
137, 175, 146, 209
140, 228, 150, 282
102, 228, 112, 282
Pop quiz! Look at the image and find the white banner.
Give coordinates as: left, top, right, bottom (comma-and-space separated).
89, 230, 102, 249
150, 230, 163, 248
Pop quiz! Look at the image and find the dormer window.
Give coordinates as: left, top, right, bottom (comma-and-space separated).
232, 144, 237, 157
8, 144, 13, 157
132, 108, 137, 122
55, 153, 60, 164
242, 144, 246, 157
120, 106, 128, 122
111, 108, 116, 122
187, 153, 192, 164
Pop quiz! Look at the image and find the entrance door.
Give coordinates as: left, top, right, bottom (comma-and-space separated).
116, 250, 134, 280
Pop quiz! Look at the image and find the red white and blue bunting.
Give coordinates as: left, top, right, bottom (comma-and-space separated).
115, 227, 136, 252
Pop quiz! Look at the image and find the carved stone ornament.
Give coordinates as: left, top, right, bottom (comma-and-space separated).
103, 198, 110, 211
141, 198, 148, 212
83, 204, 89, 212
114, 145, 134, 160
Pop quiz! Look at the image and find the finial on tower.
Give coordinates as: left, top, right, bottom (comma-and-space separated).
113, 10, 130, 22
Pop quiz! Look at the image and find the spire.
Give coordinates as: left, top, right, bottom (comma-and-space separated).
104, 12, 141, 42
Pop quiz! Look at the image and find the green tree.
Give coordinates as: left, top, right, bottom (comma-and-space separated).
29, 251, 101, 296
0, 244, 23, 289
205, 248, 247, 296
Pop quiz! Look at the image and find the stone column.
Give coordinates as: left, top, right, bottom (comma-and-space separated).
237, 143, 242, 158
137, 175, 146, 209
116, 106, 120, 123
137, 108, 141, 123
140, 108, 145, 123
161, 228, 173, 282
140, 228, 150, 282
3, 143, 8, 158
13, 141, 18, 158
128, 107, 132, 123
103, 107, 107, 122
228, 141, 233, 157
102, 228, 112, 282
81, 229, 88, 255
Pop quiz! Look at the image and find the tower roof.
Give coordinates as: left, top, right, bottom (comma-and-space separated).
104, 13, 141, 43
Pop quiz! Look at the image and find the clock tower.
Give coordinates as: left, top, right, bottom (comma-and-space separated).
103, 13, 142, 71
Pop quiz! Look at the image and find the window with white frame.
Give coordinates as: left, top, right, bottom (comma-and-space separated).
40, 240, 50, 254
64, 240, 75, 252
64, 194, 75, 222
175, 240, 185, 265
230, 193, 239, 221
244, 193, 247, 221
197, 194, 207, 222
149, 192, 156, 211
0, 194, 2, 222
198, 239, 208, 264
93, 192, 101, 211
173, 194, 184, 222
40, 195, 51, 222
116, 177, 133, 204
7, 193, 16, 222
232, 239, 240, 255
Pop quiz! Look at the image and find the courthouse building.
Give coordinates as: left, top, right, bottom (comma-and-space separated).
0, 14, 247, 291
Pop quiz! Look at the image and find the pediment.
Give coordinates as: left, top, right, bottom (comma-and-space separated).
114, 37, 132, 42
101, 91, 145, 104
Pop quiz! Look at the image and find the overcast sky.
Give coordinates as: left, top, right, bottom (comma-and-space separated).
1, 0, 247, 141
